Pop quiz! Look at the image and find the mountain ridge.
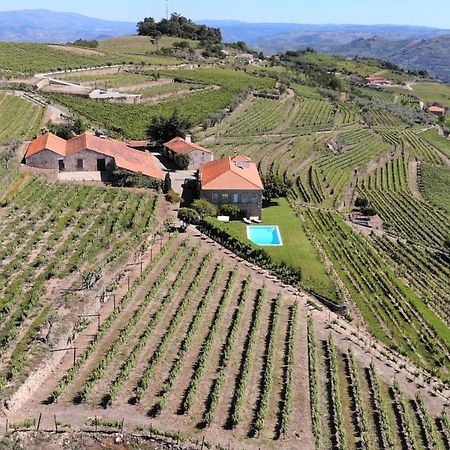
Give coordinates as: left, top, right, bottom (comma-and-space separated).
0, 9, 136, 42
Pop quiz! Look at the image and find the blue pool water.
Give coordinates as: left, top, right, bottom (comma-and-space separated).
247, 225, 283, 246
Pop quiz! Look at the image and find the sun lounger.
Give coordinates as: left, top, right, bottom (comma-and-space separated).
250, 216, 261, 223
243, 218, 252, 224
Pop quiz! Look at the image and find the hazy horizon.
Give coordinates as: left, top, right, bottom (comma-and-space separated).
0, 0, 449, 28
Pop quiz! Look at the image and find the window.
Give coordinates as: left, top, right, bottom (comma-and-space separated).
252, 195, 258, 204
211, 193, 218, 203
233, 193, 239, 203
222, 193, 229, 202
76, 159, 84, 169
242, 194, 248, 203
58, 159, 65, 171
97, 159, 106, 171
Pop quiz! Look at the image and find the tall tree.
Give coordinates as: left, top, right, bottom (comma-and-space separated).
147, 110, 192, 145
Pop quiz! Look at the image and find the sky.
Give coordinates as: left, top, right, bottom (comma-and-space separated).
0, 0, 449, 28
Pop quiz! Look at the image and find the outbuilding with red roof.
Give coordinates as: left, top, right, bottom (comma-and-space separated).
163, 135, 213, 169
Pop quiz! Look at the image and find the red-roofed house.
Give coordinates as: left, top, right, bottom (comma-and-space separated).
428, 102, 446, 116
366, 76, 393, 86
163, 135, 213, 169
200, 156, 264, 218
24, 133, 164, 181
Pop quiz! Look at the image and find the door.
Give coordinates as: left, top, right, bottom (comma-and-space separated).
97, 159, 106, 171
58, 159, 65, 171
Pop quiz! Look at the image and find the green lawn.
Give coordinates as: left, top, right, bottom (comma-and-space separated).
211, 198, 338, 301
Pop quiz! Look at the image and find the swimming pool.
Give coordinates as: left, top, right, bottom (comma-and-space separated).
247, 225, 283, 246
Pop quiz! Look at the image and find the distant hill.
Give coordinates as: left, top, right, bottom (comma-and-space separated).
200, 20, 450, 51
332, 35, 450, 82
0, 9, 135, 43
200, 20, 450, 82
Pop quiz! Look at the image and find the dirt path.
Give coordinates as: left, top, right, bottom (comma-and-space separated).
409, 160, 422, 199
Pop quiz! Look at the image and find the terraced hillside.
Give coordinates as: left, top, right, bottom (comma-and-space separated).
0, 38, 449, 450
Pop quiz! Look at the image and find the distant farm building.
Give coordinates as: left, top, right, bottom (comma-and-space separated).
428, 102, 446, 116
163, 136, 213, 169
236, 53, 256, 65
24, 133, 164, 181
199, 155, 264, 219
366, 76, 393, 86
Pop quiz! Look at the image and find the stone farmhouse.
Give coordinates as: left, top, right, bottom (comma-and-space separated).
163, 136, 213, 169
24, 133, 164, 181
199, 155, 264, 218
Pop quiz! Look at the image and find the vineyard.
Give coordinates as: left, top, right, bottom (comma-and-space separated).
0, 93, 44, 143
1, 38, 450, 450
0, 176, 159, 398
1, 197, 447, 448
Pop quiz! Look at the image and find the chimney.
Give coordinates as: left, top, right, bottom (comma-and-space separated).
185, 134, 192, 143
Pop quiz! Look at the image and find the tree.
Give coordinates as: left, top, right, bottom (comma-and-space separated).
261, 173, 291, 203
48, 117, 86, 139
113, 168, 162, 190
147, 110, 192, 145
220, 204, 240, 218
173, 40, 190, 50
137, 13, 221, 43
191, 199, 217, 218
163, 172, 172, 193
178, 208, 201, 226
174, 153, 191, 169
355, 197, 369, 208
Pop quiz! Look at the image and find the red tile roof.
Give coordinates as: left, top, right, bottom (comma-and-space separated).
127, 140, 149, 148
26, 133, 67, 158
428, 105, 445, 113
164, 137, 211, 155
25, 133, 164, 180
200, 156, 263, 191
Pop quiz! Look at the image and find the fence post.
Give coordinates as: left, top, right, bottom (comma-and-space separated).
5, 419, 8, 433
200, 435, 205, 450
95, 415, 98, 432
54, 414, 58, 433
120, 418, 124, 434
36, 412, 42, 431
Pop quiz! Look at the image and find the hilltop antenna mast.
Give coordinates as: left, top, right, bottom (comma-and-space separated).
166, 0, 169, 20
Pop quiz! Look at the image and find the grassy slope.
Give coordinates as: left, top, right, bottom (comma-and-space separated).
411, 82, 450, 106
97, 35, 199, 54
209, 198, 338, 301
421, 129, 450, 159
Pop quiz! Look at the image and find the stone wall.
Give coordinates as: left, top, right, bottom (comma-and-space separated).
201, 189, 262, 218
25, 149, 60, 170
188, 150, 213, 169
26, 148, 115, 173
63, 149, 115, 172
